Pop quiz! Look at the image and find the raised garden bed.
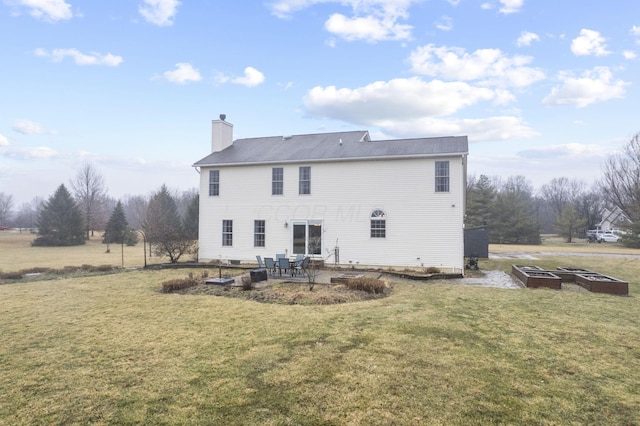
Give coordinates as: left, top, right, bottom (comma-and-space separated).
575, 274, 629, 295
512, 265, 561, 290
331, 273, 364, 284
555, 267, 596, 283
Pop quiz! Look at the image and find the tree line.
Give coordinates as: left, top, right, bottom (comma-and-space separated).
466, 133, 640, 246
0, 163, 199, 263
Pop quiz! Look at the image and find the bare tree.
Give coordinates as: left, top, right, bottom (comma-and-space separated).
122, 194, 149, 230
70, 162, 108, 239
600, 133, 640, 221
12, 197, 45, 231
574, 184, 604, 231
0, 192, 14, 226
539, 177, 586, 218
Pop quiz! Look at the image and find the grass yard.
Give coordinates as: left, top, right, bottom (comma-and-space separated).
1, 232, 640, 424
0, 231, 176, 272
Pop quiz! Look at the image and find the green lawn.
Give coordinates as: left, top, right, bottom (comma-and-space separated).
1, 232, 640, 424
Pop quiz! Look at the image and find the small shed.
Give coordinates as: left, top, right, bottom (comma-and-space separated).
464, 226, 489, 259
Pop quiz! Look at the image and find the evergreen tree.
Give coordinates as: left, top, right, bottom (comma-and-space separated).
144, 185, 192, 263
103, 201, 137, 245
465, 174, 496, 228
489, 176, 541, 244
33, 184, 85, 246
183, 194, 199, 240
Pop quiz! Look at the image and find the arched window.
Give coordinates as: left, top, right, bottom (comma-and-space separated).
370, 209, 386, 238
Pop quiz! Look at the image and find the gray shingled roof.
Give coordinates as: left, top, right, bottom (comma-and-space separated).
193, 130, 468, 167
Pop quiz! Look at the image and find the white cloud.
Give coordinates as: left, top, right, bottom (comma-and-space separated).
517, 143, 604, 159
381, 116, 537, 141
0, 134, 9, 147
499, 0, 523, 14
408, 44, 545, 88
4, 0, 73, 21
632, 25, 640, 44
324, 12, 412, 42
231, 67, 265, 87
435, 16, 453, 32
162, 63, 202, 84
35, 48, 123, 66
623, 50, 637, 60
302, 77, 537, 141
304, 77, 497, 119
571, 29, 610, 56
267, 0, 315, 19
268, 0, 415, 42
516, 31, 539, 47
139, 0, 180, 26
447, 0, 460, 5
481, 3, 493, 10
12, 119, 54, 135
3, 146, 58, 159
543, 67, 628, 108
278, 81, 294, 90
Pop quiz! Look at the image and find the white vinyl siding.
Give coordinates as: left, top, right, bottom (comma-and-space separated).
198, 156, 464, 271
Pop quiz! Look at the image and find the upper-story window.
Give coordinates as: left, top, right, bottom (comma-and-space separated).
272, 168, 283, 195
209, 170, 219, 196
435, 161, 450, 193
370, 209, 386, 238
299, 166, 311, 195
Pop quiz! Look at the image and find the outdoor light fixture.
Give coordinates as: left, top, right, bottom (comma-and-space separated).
284, 221, 288, 228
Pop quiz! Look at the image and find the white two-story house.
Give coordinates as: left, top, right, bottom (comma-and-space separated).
193, 116, 468, 272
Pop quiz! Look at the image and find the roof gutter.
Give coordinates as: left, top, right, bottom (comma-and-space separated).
192, 151, 468, 168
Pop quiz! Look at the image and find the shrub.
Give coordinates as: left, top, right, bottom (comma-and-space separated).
241, 276, 253, 291
345, 277, 386, 294
161, 277, 199, 293
1, 271, 24, 280
20, 267, 53, 275
425, 266, 441, 274
95, 265, 115, 272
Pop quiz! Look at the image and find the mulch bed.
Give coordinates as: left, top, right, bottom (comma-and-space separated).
175, 281, 392, 305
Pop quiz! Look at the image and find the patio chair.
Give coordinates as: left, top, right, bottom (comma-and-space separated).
264, 257, 276, 275
294, 256, 310, 277
277, 257, 290, 277
276, 253, 286, 260
256, 255, 265, 269
291, 257, 302, 276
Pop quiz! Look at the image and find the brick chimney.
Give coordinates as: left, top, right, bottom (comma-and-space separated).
211, 114, 233, 153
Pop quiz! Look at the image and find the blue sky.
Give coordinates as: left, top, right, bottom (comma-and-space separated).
1, 0, 639, 205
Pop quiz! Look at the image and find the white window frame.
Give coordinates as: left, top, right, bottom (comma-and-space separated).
209, 170, 220, 196
370, 209, 386, 238
435, 161, 450, 193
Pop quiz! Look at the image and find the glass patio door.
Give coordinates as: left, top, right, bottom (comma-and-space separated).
292, 221, 322, 256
